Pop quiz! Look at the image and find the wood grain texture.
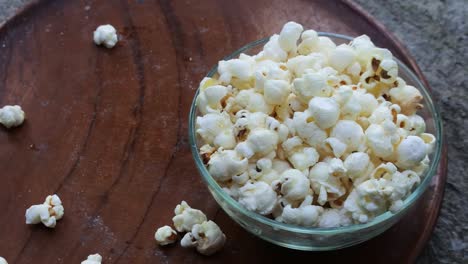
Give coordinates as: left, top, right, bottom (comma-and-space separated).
0, 0, 447, 263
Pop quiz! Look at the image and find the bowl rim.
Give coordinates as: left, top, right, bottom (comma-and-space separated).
188, 32, 443, 235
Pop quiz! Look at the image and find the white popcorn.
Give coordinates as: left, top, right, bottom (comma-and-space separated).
172, 201, 207, 232
0, 105, 25, 128
324, 137, 347, 158
277, 169, 311, 201
276, 195, 323, 227
264, 79, 290, 105
0, 257, 7, 264
180, 220, 226, 256
238, 181, 277, 215
196, 112, 236, 149
195, 21, 434, 227
278, 21, 304, 53
196, 84, 230, 115
25, 194, 64, 228
261, 35, 288, 62
365, 120, 400, 159
396, 136, 427, 169
81, 254, 102, 264
93, 24, 118, 48
307, 97, 340, 130
218, 55, 254, 84
407, 114, 426, 135
155, 225, 177, 246
207, 149, 248, 182
389, 85, 423, 115
287, 53, 327, 78
318, 208, 352, 228
297, 30, 319, 55
287, 147, 319, 171
331, 120, 365, 153
235, 89, 274, 114
344, 152, 373, 183
329, 44, 356, 72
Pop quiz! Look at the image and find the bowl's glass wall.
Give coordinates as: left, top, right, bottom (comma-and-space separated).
189, 33, 442, 251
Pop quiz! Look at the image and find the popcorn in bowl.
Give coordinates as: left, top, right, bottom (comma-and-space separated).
194, 21, 435, 227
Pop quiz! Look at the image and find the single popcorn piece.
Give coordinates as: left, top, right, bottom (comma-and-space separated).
276, 195, 323, 227
25, 194, 64, 228
278, 21, 304, 53
93, 24, 118, 48
238, 181, 277, 215
172, 201, 207, 232
0, 105, 25, 128
195, 21, 435, 227
81, 254, 102, 264
155, 225, 178, 246
275, 169, 311, 201
181, 220, 226, 256
0, 257, 7, 264
207, 148, 248, 182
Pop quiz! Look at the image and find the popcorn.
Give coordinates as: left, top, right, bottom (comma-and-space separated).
389, 85, 423, 115
276, 195, 323, 227
278, 21, 304, 53
172, 201, 207, 232
318, 208, 352, 228
396, 136, 427, 169
331, 120, 365, 153
207, 149, 248, 182
196, 112, 236, 149
196, 83, 230, 115
0, 105, 25, 128
324, 137, 347, 158
218, 54, 254, 84
180, 220, 226, 256
195, 21, 434, 227
264, 79, 290, 105
25, 194, 64, 228
329, 44, 356, 72
0, 257, 7, 264
81, 254, 102, 264
235, 128, 278, 159
155, 225, 177, 246
93, 24, 118, 48
238, 181, 277, 215
235, 89, 274, 114
343, 152, 373, 184
292, 67, 333, 103
260, 35, 288, 62
308, 97, 341, 129
276, 169, 311, 201
297, 30, 319, 55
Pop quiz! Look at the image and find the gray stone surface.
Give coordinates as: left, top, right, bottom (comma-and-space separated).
0, 0, 466, 263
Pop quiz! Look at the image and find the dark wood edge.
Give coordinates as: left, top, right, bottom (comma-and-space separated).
0, 0, 44, 33
340, 0, 448, 260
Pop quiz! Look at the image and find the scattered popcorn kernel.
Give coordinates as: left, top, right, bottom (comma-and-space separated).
0, 257, 7, 264
172, 201, 207, 232
25, 194, 64, 228
155, 225, 178, 246
0, 105, 25, 128
181, 220, 226, 256
81, 254, 102, 264
93, 24, 118, 48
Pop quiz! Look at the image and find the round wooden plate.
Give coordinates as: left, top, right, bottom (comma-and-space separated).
0, 0, 447, 263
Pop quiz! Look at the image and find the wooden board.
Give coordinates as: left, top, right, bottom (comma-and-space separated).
0, 0, 447, 263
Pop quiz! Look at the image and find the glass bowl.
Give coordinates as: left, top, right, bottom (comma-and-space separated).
188, 33, 443, 251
